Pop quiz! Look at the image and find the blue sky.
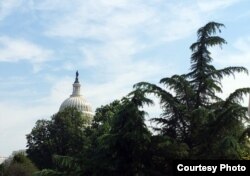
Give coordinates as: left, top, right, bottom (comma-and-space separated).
1, 0, 250, 157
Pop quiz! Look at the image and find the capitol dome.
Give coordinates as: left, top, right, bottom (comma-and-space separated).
59, 71, 94, 118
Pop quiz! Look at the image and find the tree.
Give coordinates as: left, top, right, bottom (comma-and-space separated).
90, 100, 122, 143
33, 101, 123, 176
49, 108, 90, 157
26, 107, 90, 169
34, 91, 155, 176
26, 119, 53, 169
134, 22, 250, 159
86, 100, 123, 175
102, 90, 153, 175
1, 152, 38, 176
33, 155, 82, 176
26, 21, 250, 176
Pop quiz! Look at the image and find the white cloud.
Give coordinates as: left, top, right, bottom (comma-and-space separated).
197, 0, 240, 12
0, 36, 52, 63
213, 36, 250, 66
30, 0, 74, 11
0, 0, 23, 20
0, 36, 53, 72
157, 4, 201, 42
44, 0, 155, 40
43, 0, 202, 45
28, 0, 208, 119
84, 60, 169, 109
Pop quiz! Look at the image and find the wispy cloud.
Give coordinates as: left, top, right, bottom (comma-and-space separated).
197, 0, 241, 12
213, 36, 250, 66
43, 0, 202, 43
0, 0, 23, 21
0, 36, 52, 63
0, 36, 53, 72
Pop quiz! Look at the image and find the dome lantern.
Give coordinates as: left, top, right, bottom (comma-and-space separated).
71, 71, 81, 97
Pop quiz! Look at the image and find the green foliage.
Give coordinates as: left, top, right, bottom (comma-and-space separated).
27, 21, 250, 176
86, 100, 122, 175
49, 108, 90, 156
34, 92, 155, 175
102, 90, 153, 175
134, 21, 250, 159
33, 101, 123, 176
33, 155, 82, 176
26, 119, 53, 169
91, 100, 122, 136
1, 152, 38, 176
26, 108, 90, 169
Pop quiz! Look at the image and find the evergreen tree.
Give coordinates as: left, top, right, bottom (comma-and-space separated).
103, 90, 152, 175
86, 100, 122, 175
134, 22, 250, 159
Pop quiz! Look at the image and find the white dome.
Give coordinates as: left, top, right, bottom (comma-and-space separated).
59, 96, 93, 116
59, 71, 94, 117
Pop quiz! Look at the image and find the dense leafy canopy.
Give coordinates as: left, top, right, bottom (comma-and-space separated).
26, 108, 90, 169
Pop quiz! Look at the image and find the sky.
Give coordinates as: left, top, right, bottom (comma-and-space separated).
1, 0, 250, 157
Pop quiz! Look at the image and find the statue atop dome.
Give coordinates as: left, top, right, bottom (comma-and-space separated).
74, 71, 79, 83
